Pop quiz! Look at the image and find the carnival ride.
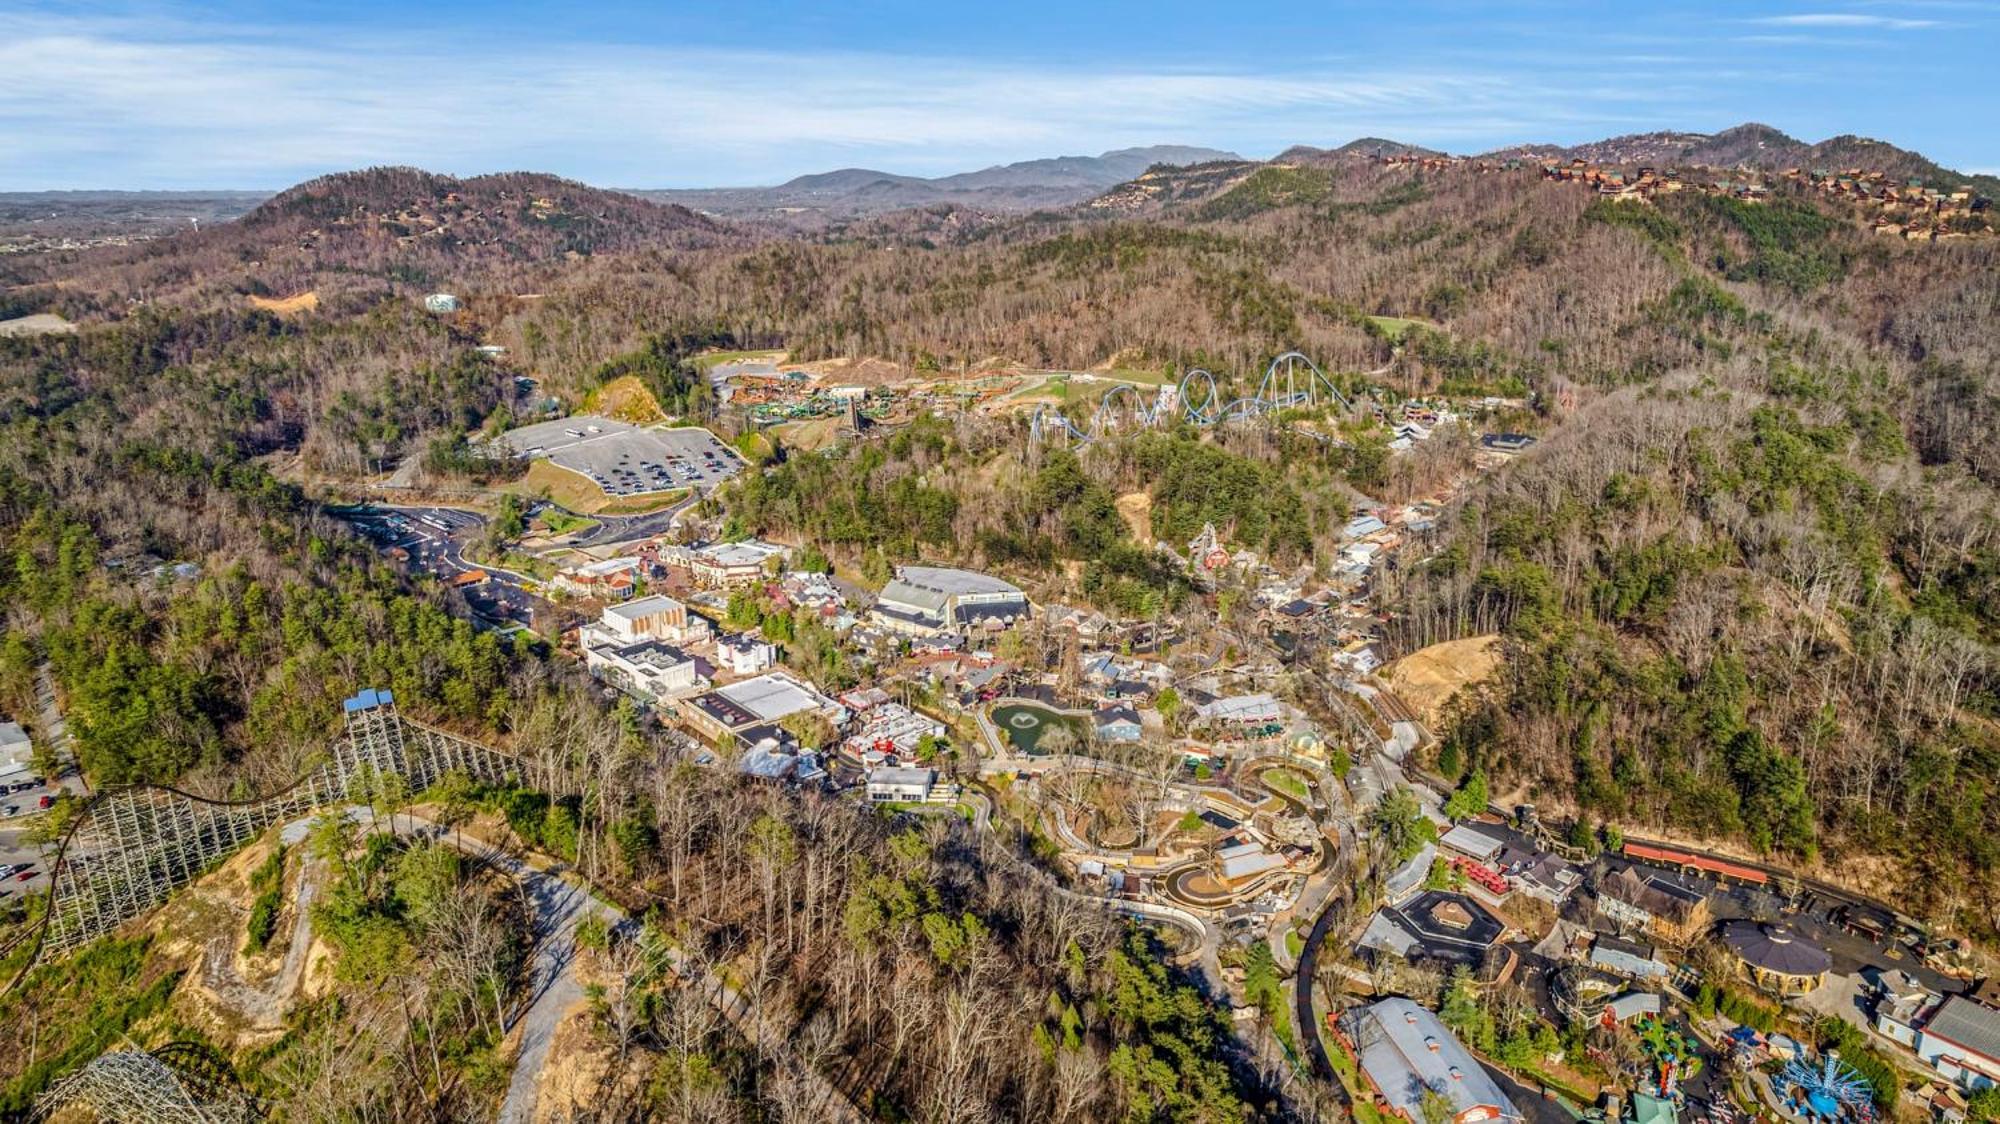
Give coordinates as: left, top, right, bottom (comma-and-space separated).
1030, 352, 1360, 444
1778, 1052, 1877, 1124
1638, 1016, 1705, 1100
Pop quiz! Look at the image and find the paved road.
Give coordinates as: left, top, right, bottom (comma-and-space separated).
571, 491, 701, 547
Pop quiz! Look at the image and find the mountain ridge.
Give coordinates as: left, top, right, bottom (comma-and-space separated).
639, 144, 1243, 218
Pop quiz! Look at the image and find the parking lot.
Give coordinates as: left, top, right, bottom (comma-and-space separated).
338, 505, 550, 630
495, 416, 742, 498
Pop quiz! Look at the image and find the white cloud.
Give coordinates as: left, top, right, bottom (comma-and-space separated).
1746, 12, 1941, 28
0, 8, 1979, 188
0, 9, 1650, 187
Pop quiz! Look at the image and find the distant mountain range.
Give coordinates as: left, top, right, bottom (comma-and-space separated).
3, 125, 1990, 246
636, 145, 1243, 217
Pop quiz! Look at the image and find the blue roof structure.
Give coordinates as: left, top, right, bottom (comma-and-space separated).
342, 687, 395, 713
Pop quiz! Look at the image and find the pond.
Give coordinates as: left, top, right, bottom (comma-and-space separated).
990, 703, 1092, 756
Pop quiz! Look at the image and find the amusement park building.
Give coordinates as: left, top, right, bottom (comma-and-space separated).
1721, 921, 1832, 996
1342, 997, 1523, 1124
873, 566, 1028, 635
1917, 996, 2000, 1091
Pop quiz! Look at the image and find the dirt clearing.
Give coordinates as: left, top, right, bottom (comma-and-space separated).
0, 312, 77, 337
247, 290, 319, 316
1116, 491, 1153, 542
582, 374, 666, 423
1383, 634, 1502, 727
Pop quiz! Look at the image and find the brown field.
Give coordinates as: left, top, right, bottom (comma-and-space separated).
246, 290, 319, 315
1383, 634, 1502, 727
798, 355, 907, 386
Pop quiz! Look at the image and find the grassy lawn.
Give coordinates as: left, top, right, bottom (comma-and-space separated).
692, 348, 784, 370
1366, 315, 1436, 342
516, 459, 605, 511
1286, 929, 1304, 960
537, 509, 597, 536
1263, 767, 1311, 800
1099, 366, 1174, 385
596, 487, 689, 516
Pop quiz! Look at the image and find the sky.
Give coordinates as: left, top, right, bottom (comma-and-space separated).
2, 0, 1996, 190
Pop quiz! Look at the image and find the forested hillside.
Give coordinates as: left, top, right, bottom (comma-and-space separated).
1381, 192, 2000, 934
2, 129, 1998, 1110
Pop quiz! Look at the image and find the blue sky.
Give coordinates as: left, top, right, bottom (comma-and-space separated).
2, 0, 1995, 190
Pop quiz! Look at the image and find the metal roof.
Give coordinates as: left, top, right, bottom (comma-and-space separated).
604, 594, 683, 621
893, 565, 1023, 598
1440, 824, 1505, 861
714, 672, 833, 723
1925, 996, 2000, 1065
1346, 997, 1520, 1124
868, 766, 937, 788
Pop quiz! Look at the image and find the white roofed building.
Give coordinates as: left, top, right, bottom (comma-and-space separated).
684, 670, 847, 745
843, 702, 945, 760
872, 566, 1028, 636
0, 721, 33, 782
551, 555, 641, 598
583, 639, 706, 703
593, 594, 710, 646
867, 765, 951, 804
716, 633, 778, 676
663, 539, 790, 588
1342, 997, 1523, 1124
1196, 693, 1283, 725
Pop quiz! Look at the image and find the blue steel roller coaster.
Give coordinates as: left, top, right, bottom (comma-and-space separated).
1030, 351, 1360, 444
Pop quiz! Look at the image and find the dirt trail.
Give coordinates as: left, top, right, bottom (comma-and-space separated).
200, 859, 320, 1030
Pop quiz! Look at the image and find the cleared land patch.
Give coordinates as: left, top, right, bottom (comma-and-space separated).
1116, 491, 1153, 543
247, 291, 319, 316
580, 374, 666, 424
0, 312, 77, 337
1383, 634, 1502, 728
1367, 315, 1437, 341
